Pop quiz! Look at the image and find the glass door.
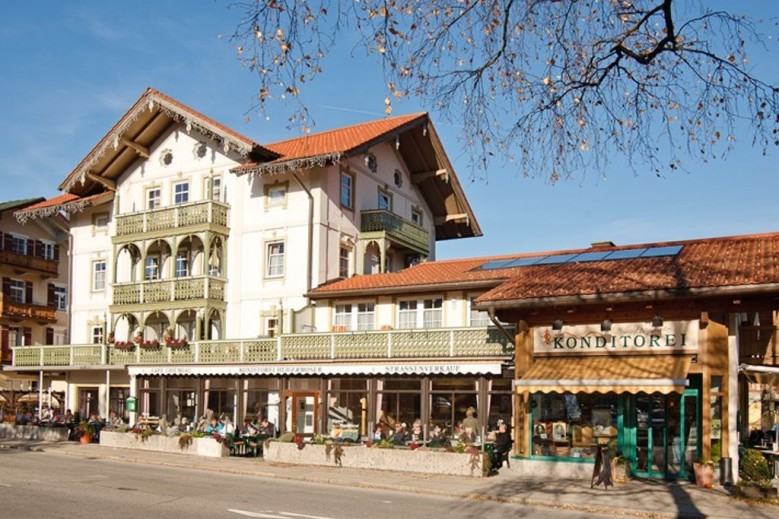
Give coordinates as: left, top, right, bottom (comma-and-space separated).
626, 389, 699, 479
282, 390, 319, 437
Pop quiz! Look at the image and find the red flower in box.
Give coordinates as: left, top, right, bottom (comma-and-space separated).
114, 341, 135, 351
165, 337, 189, 349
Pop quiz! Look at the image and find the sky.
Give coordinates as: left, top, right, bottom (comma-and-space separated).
2, 2, 778, 261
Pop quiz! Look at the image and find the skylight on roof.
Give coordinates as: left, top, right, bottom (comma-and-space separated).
475, 245, 684, 271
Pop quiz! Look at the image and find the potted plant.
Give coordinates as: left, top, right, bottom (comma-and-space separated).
76, 420, 93, 444
735, 448, 778, 499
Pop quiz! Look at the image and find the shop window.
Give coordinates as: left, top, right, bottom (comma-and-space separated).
377, 378, 421, 432
327, 379, 368, 438
430, 378, 478, 439
710, 376, 723, 460
530, 392, 618, 460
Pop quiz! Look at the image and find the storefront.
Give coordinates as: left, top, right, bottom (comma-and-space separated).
512, 318, 732, 480
126, 360, 514, 440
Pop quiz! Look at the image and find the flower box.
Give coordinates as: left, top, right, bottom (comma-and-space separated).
165, 338, 189, 349
114, 341, 135, 351
139, 340, 161, 350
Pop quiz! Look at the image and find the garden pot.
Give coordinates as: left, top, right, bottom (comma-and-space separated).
79, 434, 92, 445
693, 462, 714, 488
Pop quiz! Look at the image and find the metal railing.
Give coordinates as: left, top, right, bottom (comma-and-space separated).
12, 326, 515, 368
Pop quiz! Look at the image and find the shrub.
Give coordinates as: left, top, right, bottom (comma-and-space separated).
278, 432, 296, 442
740, 448, 771, 483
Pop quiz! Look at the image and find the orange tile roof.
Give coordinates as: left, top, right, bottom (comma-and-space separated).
233, 113, 427, 172
310, 232, 779, 302
20, 193, 82, 211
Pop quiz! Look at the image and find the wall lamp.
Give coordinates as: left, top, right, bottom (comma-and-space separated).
600, 319, 612, 332
651, 314, 664, 328
552, 319, 564, 331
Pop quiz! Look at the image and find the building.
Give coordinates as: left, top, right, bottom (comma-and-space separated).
9, 87, 483, 427
1, 197, 69, 407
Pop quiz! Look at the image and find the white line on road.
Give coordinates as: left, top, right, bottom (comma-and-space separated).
227, 510, 291, 519
281, 512, 339, 519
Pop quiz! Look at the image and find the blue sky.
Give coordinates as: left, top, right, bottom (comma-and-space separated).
2, 2, 778, 260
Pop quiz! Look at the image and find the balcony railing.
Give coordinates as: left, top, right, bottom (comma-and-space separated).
360, 210, 429, 254
114, 200, 229, 238
12, 326, 515, 368
0, 250, 59, 276
112, 276, 226, 305
0, 297, 57, 323
739, 325, 779, 365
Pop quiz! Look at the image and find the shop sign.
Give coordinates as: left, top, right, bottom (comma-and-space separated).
533, 320, 698, 354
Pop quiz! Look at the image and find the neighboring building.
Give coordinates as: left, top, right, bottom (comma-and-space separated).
10, 87, 481, 426
0, 197, 69, 404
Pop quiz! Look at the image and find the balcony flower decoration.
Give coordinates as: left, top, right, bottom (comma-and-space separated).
114, 340, 135, 351
138, 339, 161, 350
163, 327, 188, 349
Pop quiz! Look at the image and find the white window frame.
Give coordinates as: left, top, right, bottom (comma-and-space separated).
339, 247, 350, 278
340, 169, 354, 210
54, 285, 67, 311
9, 279, 25, 304
266, 183, 288, 207
266, 241, 285, 278
422, 298, 443, 328
266, 317, 279, 338
378, 189, 392, 211
398, 298, 443, 329
40, 240, 56, 260
9, 326, 25, 346
147, 187, 161, 210
398, 300, 418, 329
468, 296, 492, 326
356, 303, 375, 330
93, 261, 106, 291
9, 233, 27, 255
411, 208, 423, 227
334, 304, 352, 331
205, 175, 222, 202
173, 181, 190, 205
175, 252, 189, 278
91, 325, 105, 345
145, 256, 160, 280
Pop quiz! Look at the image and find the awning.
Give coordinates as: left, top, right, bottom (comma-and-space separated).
514, 355, 692, 394
128, 360, 504, 377
740, 364, 779, 386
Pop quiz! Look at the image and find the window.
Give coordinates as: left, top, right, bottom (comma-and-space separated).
398, 300, 418, 329
41, 241, 56, 260
422, 298, 443, 328
175, 252, 189, 278
378, 189, 392, 211
266, 242, 285, 277
411, 208, 423, 226
147, 188, 161, 210
9, 234, 27, 255
93, 214, 109, 233
398, 298, 443, 329
8, 326, 26, 346
91, 326, 105, 345
54, 285, 67, 311
340, 170, 353, 209
266, 183, 287, 207
334, 304, 352, 331
469, 297, 491, 326
173, 181, 189, 205
9, 279, 26, 303
145, 256, 160, 280
356, 303, 375, 330
93, 261, 106, 291
266, 318, 279, 338
208, 175, 222, 201
339, 247, 350, 278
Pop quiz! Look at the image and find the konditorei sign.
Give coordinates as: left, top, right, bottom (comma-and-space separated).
533, 320, 698, 354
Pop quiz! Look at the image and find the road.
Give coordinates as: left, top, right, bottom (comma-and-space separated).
0, 448, 613, 519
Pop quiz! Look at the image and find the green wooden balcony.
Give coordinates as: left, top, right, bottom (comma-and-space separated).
112, 276, 226, 307
114, 200, 229, 242
12, 326, 515, 368
360, 209, 429, 255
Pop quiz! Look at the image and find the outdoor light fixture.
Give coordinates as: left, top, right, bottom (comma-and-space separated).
552, 319, 564, 331
600, 319, 612, 332
651, 314, 664, 328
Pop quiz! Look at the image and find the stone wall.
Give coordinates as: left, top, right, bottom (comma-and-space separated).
264, 442, 488, 477
99, 431, 229, 457
0, 423, 69, 441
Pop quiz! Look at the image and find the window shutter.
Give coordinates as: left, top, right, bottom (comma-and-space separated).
34, 239, 42, 258
0, 327, 9, 361
0, 232, 4, 251
48, 283, 55, 307
54, 244, 60, 261
2, 277, 10, 297
27, 238, 34, 256
24, 327, 32, 346
25, 281, 33, 304
45, 327, 54, 345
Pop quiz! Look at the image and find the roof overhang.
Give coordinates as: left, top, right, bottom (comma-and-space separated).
14, 192, 114, 223
59, 88, 279, 196
308, 279, 504, 300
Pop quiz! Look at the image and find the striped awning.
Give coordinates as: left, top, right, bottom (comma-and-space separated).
514, 355, 692, 394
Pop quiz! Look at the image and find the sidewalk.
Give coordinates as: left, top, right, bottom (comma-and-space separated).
2, 438, 777, 519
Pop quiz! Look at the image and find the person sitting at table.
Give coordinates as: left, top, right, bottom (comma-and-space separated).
389, 422, 409, 443
429, 424, 449, 447
242, 418, 259, 436
460, 426, 477, 445
205, 417, 219, 435
489, 422, 513, 475
373, 423, 386, 441
410, 419, 423, 442
260, 417, 276, 437
330, 421, 342, 439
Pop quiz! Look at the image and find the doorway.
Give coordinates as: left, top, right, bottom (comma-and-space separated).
282, 390, 319, 436
624, 389, 699, 479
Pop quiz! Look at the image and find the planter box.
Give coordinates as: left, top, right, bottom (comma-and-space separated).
264, 442, 488, 477
693, 462, 715, 488
0, 423, 70, 441
99, 431, 229, 457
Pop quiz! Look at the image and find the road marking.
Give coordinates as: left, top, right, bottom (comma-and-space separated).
0, 483, 11, 487
281, 513, 337, 519
227, 510, 288, 519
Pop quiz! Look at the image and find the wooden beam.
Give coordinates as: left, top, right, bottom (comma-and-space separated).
433, 213, 468, 225
85, 171, 117, 191
120, 137, 150, 158
411, 168, 448, 184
